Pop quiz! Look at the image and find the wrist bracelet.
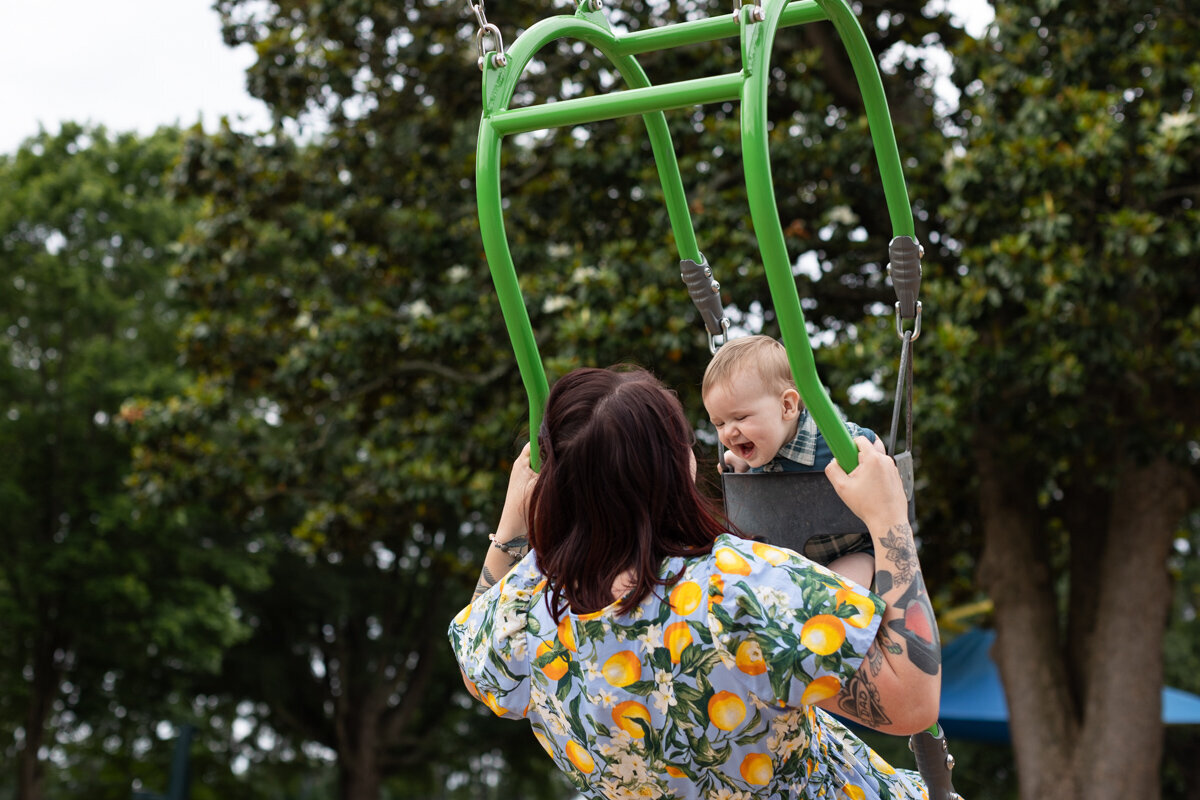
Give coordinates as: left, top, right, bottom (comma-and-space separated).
489, 533, 529, 558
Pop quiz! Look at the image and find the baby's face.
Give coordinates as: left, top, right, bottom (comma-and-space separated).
703, 376, 799, 469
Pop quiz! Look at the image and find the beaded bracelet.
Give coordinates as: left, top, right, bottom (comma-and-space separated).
488, 533, 529, 558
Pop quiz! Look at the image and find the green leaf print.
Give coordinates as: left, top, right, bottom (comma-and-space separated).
567, 694, 588, 743
532, 646, 563, 670
650, 646, 673, 672
674, 683, 705, 705
527, 615, 542, 636
733, 579, 768, 620
680, 646, 721, 677
710, 603, 736, 631
667, 697, 695, 726
622, 679, 657, 696
734, 708, 767, 745
490, 653, 523, 683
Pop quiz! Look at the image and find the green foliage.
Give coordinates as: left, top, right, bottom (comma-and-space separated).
0, 124, 260, 797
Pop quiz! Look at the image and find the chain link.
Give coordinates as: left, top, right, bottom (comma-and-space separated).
468, 0, 507, 69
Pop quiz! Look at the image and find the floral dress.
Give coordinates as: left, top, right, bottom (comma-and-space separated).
448, 533, 929, 800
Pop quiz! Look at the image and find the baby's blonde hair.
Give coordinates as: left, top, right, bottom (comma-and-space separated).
702, 335, 796, 398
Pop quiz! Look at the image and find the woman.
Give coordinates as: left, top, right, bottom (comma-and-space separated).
448, 367, 940, 800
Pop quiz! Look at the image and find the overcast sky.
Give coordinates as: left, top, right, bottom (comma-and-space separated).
0, 0, 270, 155
0, 0, 992, 157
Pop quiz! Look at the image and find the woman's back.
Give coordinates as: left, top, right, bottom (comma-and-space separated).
450, 532, 927, 800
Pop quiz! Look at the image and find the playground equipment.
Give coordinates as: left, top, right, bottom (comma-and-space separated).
467, 0, 956, 795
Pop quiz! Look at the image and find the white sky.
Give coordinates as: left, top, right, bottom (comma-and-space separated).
0, 0, 271, 155
0, 0, 992, 157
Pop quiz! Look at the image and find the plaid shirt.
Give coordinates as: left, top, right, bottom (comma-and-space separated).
751, 410, 876, 566
753, 410, 874, 473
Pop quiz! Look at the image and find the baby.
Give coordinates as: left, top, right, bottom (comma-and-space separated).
702, 335, 881, 588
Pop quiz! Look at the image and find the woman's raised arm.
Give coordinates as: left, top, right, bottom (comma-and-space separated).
817, 438, 942, 735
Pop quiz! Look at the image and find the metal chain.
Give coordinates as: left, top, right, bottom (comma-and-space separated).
467, 0, 507, 70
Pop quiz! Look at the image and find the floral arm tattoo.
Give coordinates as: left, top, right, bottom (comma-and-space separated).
875, 524, 941, 675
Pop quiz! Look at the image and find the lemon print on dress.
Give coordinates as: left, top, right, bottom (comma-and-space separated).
564, 739, 595, 773
739, 753, 773, 785
800, 674, 842, 705
841, 784, 867, 799
708, 691, 747, 731
868, 748, 897, 775
532, 730, 555, 757
612, 700, 653, 738
800, 614, 847, 655
835, 587, 877, 628
751, 541, 789, 565
664, 621, 693, 664
602, 650, 642, 687
535, 640, 569, 681
482, 691, 508, 717
669, 580, 703, 614
734, 639, 767, 675
556, 616, 577, 652
709, 575, 725, 608
715, 547, 752, 575
664, 765, 687, 778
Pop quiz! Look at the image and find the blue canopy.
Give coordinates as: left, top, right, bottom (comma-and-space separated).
939, 628, 1200, 742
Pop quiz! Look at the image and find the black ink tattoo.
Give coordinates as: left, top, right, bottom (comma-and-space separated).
885, 572, 941, 676
837, 650, 892, 728
473, 564, 499, 601
879, 525, 917, 584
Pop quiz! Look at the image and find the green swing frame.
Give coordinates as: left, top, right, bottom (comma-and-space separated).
471, 2, 957, 786
474, 0, 919, 472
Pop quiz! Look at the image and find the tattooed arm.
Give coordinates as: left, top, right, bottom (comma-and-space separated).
815, 438, 942, 735
471, 442, 537, 601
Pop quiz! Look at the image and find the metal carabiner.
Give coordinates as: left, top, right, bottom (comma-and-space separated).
709, 318, 731, 355
894, 300, 922, 342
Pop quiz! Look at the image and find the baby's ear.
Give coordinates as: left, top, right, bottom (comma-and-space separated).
780, 387, 802, 418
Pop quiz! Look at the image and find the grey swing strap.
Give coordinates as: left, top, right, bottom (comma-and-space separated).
886, 235, 922, 499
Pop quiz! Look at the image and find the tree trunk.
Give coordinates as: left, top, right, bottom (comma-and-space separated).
337, 696, 384, 800
978, 437, 1195, 800
17, 627, 55, 800
1072, 457, 1188, 800
976, 436, 1080, 799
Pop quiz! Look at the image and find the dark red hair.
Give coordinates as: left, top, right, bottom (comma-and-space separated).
529, 366, 731, 618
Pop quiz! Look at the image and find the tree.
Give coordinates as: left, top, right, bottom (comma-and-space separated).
0, 125, 254, 800
926, 2, 1200, 797
127, 0, 963, 797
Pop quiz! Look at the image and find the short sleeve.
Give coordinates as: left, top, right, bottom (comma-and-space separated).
706, 536, 884, 707
447, 559, 539, 720
846, 422, 877, 444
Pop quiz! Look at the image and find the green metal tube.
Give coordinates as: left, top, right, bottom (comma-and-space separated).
740, 0, 859, 469
489, 73, 743, 136
476, 121, 550, 466
477, 9, 708, 460
610, 0, 827, 56
814, 0, 915, 237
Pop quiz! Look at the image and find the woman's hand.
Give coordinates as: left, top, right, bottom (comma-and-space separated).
495, 442, 538, 543
824, 437, 908, 531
